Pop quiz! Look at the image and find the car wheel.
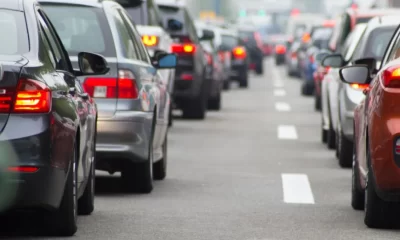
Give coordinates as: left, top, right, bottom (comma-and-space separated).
168, 107, 173, 128
327, 116, 336, 149
364, 165, 397, 228
239, 72, 248, 88
223, 80, 230, 90
255, 61, 263, 75
314, 94, 321, 111
153, 134, 167, 180
50, 143, 78, 236
208, 92, 221, 111
351, 149, 364, 210
78, 154, 95, 215
338, 130, 353, 168
122, 139, 154, 193
301, 83, 313, 96
321, 117, 327, 143
182, 85, 207, 119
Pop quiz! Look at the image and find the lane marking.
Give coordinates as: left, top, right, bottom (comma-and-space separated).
273, 89, 286, 96
277, 125, 298, 139
275, 102, 291, 112
274, 82, 284, 87
281, 173, 315, 204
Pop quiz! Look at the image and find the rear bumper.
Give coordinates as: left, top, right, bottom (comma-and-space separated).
230, 60, 247, 79
96, 111, 153, 165
173, 72, 204, 101
275, 54, 285, 62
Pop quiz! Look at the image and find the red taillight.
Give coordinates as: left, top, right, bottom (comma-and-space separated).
323, 66, 330, 74
395, 139, 400, 154
12, 78, 51, 113
291, 52, 297, 58
232, 46, 246, 59
382, 66, 400, 88
309, 55, 314, 63
254, 32, 263, 48
205, 53, 213, 65
350, 83, 369, 90
8, 166, 39, 173
275, 45, 286, 54
180, 74, 193, 81
171, 43, 196, 54
83, 70, 138, 99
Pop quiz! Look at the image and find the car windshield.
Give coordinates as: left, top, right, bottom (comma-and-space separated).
221, 35, 238, 49
41, 5, 115, 57
312, 28, 333, 40
0, 10, 29, 55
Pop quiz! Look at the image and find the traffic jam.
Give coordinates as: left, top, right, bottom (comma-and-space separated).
2, 0, 400, 238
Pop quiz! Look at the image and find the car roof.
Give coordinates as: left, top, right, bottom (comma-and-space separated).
368, 15, 400, 28
347, 8, 400, 18
1, 0, 24, 11
155, 0, 184, 7
136, 25, 165, 36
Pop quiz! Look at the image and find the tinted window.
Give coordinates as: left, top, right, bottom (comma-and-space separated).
42, 5, 116, 57
356, 17, 373, 24
0, 10, 29, 55
343, 24, 367, 61
221, 35, 238, 49
311, 28, 333, 40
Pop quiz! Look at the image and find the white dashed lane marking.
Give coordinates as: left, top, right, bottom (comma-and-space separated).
273, 89, 286, 96
281, 173, 315, 204
277, 125, 298, 140
275, 102, 291, 112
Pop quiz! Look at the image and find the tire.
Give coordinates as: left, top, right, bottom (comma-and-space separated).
364, 164, 399, 228
314, 94, 321, 111
223, 80, 230, 90
208, 92, 221, 110
338, 130, 353, 168
168, 108, 173, 127
122, 139, 154, 193
239, 72, 248, 88
49, 144, 78, 236
327, 118, 336, 149
153, 134, 167, 180
321, 117, 327, 143
182, 96, 206, 119
301, 83, 313, 96
255, 60, 263, 75
351, 150, 364, 210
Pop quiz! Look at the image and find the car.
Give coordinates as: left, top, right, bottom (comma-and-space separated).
156, 0, 213, 119
217, 28, 250, 88
313, 49, 331, 111
321, 8, 400, 149
299, 23, 335, 96
274, 42, 287, 65
136, 25, 175, 126
322, 16, 399, 168
194, 22, 226, 110
40, 0, 177, 193
118, 0, 164, 29
320, 23, 367, 148
0, 0, 108, 236
236, 25, 264, 75
339, 18, 400, 228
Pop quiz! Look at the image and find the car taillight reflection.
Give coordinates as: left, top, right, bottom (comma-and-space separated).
232, 46, 247, 59
275, 45, 286, 54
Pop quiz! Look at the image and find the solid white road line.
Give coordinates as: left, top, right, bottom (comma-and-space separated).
277, 125, 298, 139
275, 102, 291, 112
281, 174, 315, 204
273, 89, 286, 96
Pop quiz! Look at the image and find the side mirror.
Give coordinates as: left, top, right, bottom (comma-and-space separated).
167, 19, 183, 31
200, 29, 215, 41
77, 52, 109, 76
353, 57, 377, 72
322, 54, 345, 68
153, 53, 177, 69
339, 65, 370, 84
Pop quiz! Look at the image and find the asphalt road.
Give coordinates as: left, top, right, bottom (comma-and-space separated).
3, 59, 400, 239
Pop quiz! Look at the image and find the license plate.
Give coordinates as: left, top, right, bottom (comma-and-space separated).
93, 86, 107, 98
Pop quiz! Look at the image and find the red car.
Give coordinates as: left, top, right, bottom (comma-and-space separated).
340, 20, 400, 228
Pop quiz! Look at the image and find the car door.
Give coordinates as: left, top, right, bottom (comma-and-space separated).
118, 8, 167, 151
37, 8, 90, 185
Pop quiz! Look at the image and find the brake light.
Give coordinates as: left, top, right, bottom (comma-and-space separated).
254, 32, 263, 48
350, 83, 369, 90
83, 70, 138, 99
142, 35, 158, 47
382, 66, 400, 88
8, 166, 39, 173
206, 53, 213, 65
323, 66, 330, 74
275, 45, 286, 54
12, 78, 51, 113
171, 43, 196, 54
291, 52, 297, 58
232, 46, 246, 59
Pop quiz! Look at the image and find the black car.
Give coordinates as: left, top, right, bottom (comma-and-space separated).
0, 0, 108, 236
237, 26, 264, 75
156, 1, 213, 119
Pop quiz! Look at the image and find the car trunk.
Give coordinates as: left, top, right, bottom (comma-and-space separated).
0, 55, 28, 132
70, 56, 119, 119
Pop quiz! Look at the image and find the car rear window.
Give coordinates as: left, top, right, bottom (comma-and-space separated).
312, 28, 333, 40
221, 35, 238, 49
41, 5, 116, 57
356, 17, 373, 24
0, 10, 29, 55
364, 27, 395, 59
238, 31, 254, 40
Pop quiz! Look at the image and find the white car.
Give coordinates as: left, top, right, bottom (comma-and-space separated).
136, 25, 175, 126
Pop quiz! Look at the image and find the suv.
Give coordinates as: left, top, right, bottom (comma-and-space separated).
156, 0, 213, 119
